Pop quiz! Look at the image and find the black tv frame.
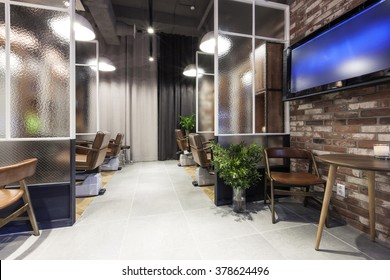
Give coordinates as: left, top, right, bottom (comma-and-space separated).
284, 0, 390, 101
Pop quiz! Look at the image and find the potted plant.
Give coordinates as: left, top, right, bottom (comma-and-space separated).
179, 114, 196, 136
211, 141, 263, 213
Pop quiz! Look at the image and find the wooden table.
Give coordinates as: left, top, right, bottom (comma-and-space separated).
315, 154, 390, 250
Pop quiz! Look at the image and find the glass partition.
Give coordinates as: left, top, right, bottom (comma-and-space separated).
0, 3, 5, 138
215, 0, 288, 135
0, 0, 74, 185
75, 40, 99, 135
196, 51, 214, 133
10, 5, 70, 138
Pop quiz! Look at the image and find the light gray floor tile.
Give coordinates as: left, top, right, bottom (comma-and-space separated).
175, 188, 213, 210
76, 198, 132, 226
323, 224, 390, 259
130, 188, 182, 217
184, 207, 258, 243
261, 224, 370, 260
120, 212, 197, 259
198, 234, 284, 260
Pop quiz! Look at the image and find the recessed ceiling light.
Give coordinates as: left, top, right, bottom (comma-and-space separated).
149, 56, 154, 62
190, 5, 195, 11
147, 26, 154, 34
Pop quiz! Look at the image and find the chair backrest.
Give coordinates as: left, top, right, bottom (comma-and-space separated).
87, 131, 111, 169
264, 147, 318, 175
0, 158, 38, 186
108, 133, 124, 157
175, 129, 188, 152
189, 133, 210, 167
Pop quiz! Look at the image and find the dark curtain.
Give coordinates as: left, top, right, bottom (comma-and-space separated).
157, 33, 197, 160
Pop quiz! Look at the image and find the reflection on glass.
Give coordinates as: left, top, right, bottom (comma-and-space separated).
76, 41, 97, 65
218, 0, 252, 35
10, 5, 70, 138
198, 75, 214, 132
218, 35, 252, 134
255, 5, 285, 39
198, 52, 214, 74
0, 4, 5, 138
12, 0, 69, 9
76, 66, 97, 133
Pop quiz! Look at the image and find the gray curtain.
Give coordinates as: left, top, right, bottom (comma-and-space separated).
99, 34, 158, 162
157, 33, 196, 160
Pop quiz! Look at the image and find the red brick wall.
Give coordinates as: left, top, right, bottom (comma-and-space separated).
289, 0, 390, 245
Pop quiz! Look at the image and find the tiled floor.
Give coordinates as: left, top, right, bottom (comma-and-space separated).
1, 160, 389, 260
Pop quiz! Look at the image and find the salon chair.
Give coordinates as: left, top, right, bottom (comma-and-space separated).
75, 131, 111, 197
101, 133, 124, 171
0, 158, 39, 236
189, 133, 214, 186
175, 129, 195, 166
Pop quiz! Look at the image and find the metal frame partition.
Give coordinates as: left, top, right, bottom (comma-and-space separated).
0, 0, 76, 233
213, 0, 291, 205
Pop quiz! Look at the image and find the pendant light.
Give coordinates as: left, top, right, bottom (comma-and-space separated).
74, 14, 96, 41
183, 64, 205, 77
199, 31, 231, 55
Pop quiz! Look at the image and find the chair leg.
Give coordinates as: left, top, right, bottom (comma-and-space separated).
270, 182, 276, 224
20, 180, 39, 236
303, 186, 309, 207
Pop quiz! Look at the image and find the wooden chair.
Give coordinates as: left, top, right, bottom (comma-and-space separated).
0, 158, 39, 236
75, 131, 111, 171
264, 147, 329, 225
175, 129, 188, 153
107, 133, 124, 158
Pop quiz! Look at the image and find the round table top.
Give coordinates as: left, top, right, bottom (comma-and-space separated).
318, 154, 390, 172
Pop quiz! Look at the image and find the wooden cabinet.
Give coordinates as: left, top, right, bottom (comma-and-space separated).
254, 42, 284, 133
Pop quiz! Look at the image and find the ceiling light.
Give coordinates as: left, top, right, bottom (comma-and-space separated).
74, 13, 95, 41
199, 31, 232, 55
98, 57, 116, 72
183, 64, 205, 77
190, 5, 195, 11
147, 26, 154, 34
149, 56, 154, 62
89, 57, 116, 72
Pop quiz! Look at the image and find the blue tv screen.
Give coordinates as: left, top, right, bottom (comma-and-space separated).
285, 0, 390, 100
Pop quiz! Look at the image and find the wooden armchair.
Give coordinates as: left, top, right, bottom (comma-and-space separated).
107, 133, 124, 158
264, 147, 329, 225
75, 131, 111, 171
0, 158, 39, 236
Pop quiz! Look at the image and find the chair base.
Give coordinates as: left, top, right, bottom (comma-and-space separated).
179, 154, 195, 166
101, 157, 120, 171
76, 173, 103, 197
193, 167, 214, 186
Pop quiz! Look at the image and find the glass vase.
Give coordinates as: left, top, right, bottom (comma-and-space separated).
232, 188, 246, 213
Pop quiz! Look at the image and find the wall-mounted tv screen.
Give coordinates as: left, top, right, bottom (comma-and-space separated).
284, 0, 390, 100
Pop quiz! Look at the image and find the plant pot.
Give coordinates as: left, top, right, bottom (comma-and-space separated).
232, 188, 246, 213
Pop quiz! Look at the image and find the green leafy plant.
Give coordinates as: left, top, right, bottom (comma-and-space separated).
211, 141, 263, 190
179, 114, 196, 134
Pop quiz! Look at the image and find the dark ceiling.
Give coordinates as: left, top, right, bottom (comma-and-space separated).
80, 0, 290, 46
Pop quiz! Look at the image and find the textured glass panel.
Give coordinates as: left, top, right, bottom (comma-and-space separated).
0, 140, 71, 184
255, 5, 285, 39
10, 5, 70, 138
219, 0, 252, 35
76, 66, 97, 133
76, 41, 97, 65
0, 4, 5, 138
254, 39, 266, 133
198, 52, 214, 74
12, 0, 68, 9
218, 35, 252, 134
197, 75, 214, 132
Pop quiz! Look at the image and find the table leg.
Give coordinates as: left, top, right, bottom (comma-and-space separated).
367, 171, 376, 241
315, 163, 337, 250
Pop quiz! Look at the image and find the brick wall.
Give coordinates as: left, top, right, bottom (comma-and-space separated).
289, 0, 390, 245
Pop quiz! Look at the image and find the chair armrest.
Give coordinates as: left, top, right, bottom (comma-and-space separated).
75, 145, 99, 152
